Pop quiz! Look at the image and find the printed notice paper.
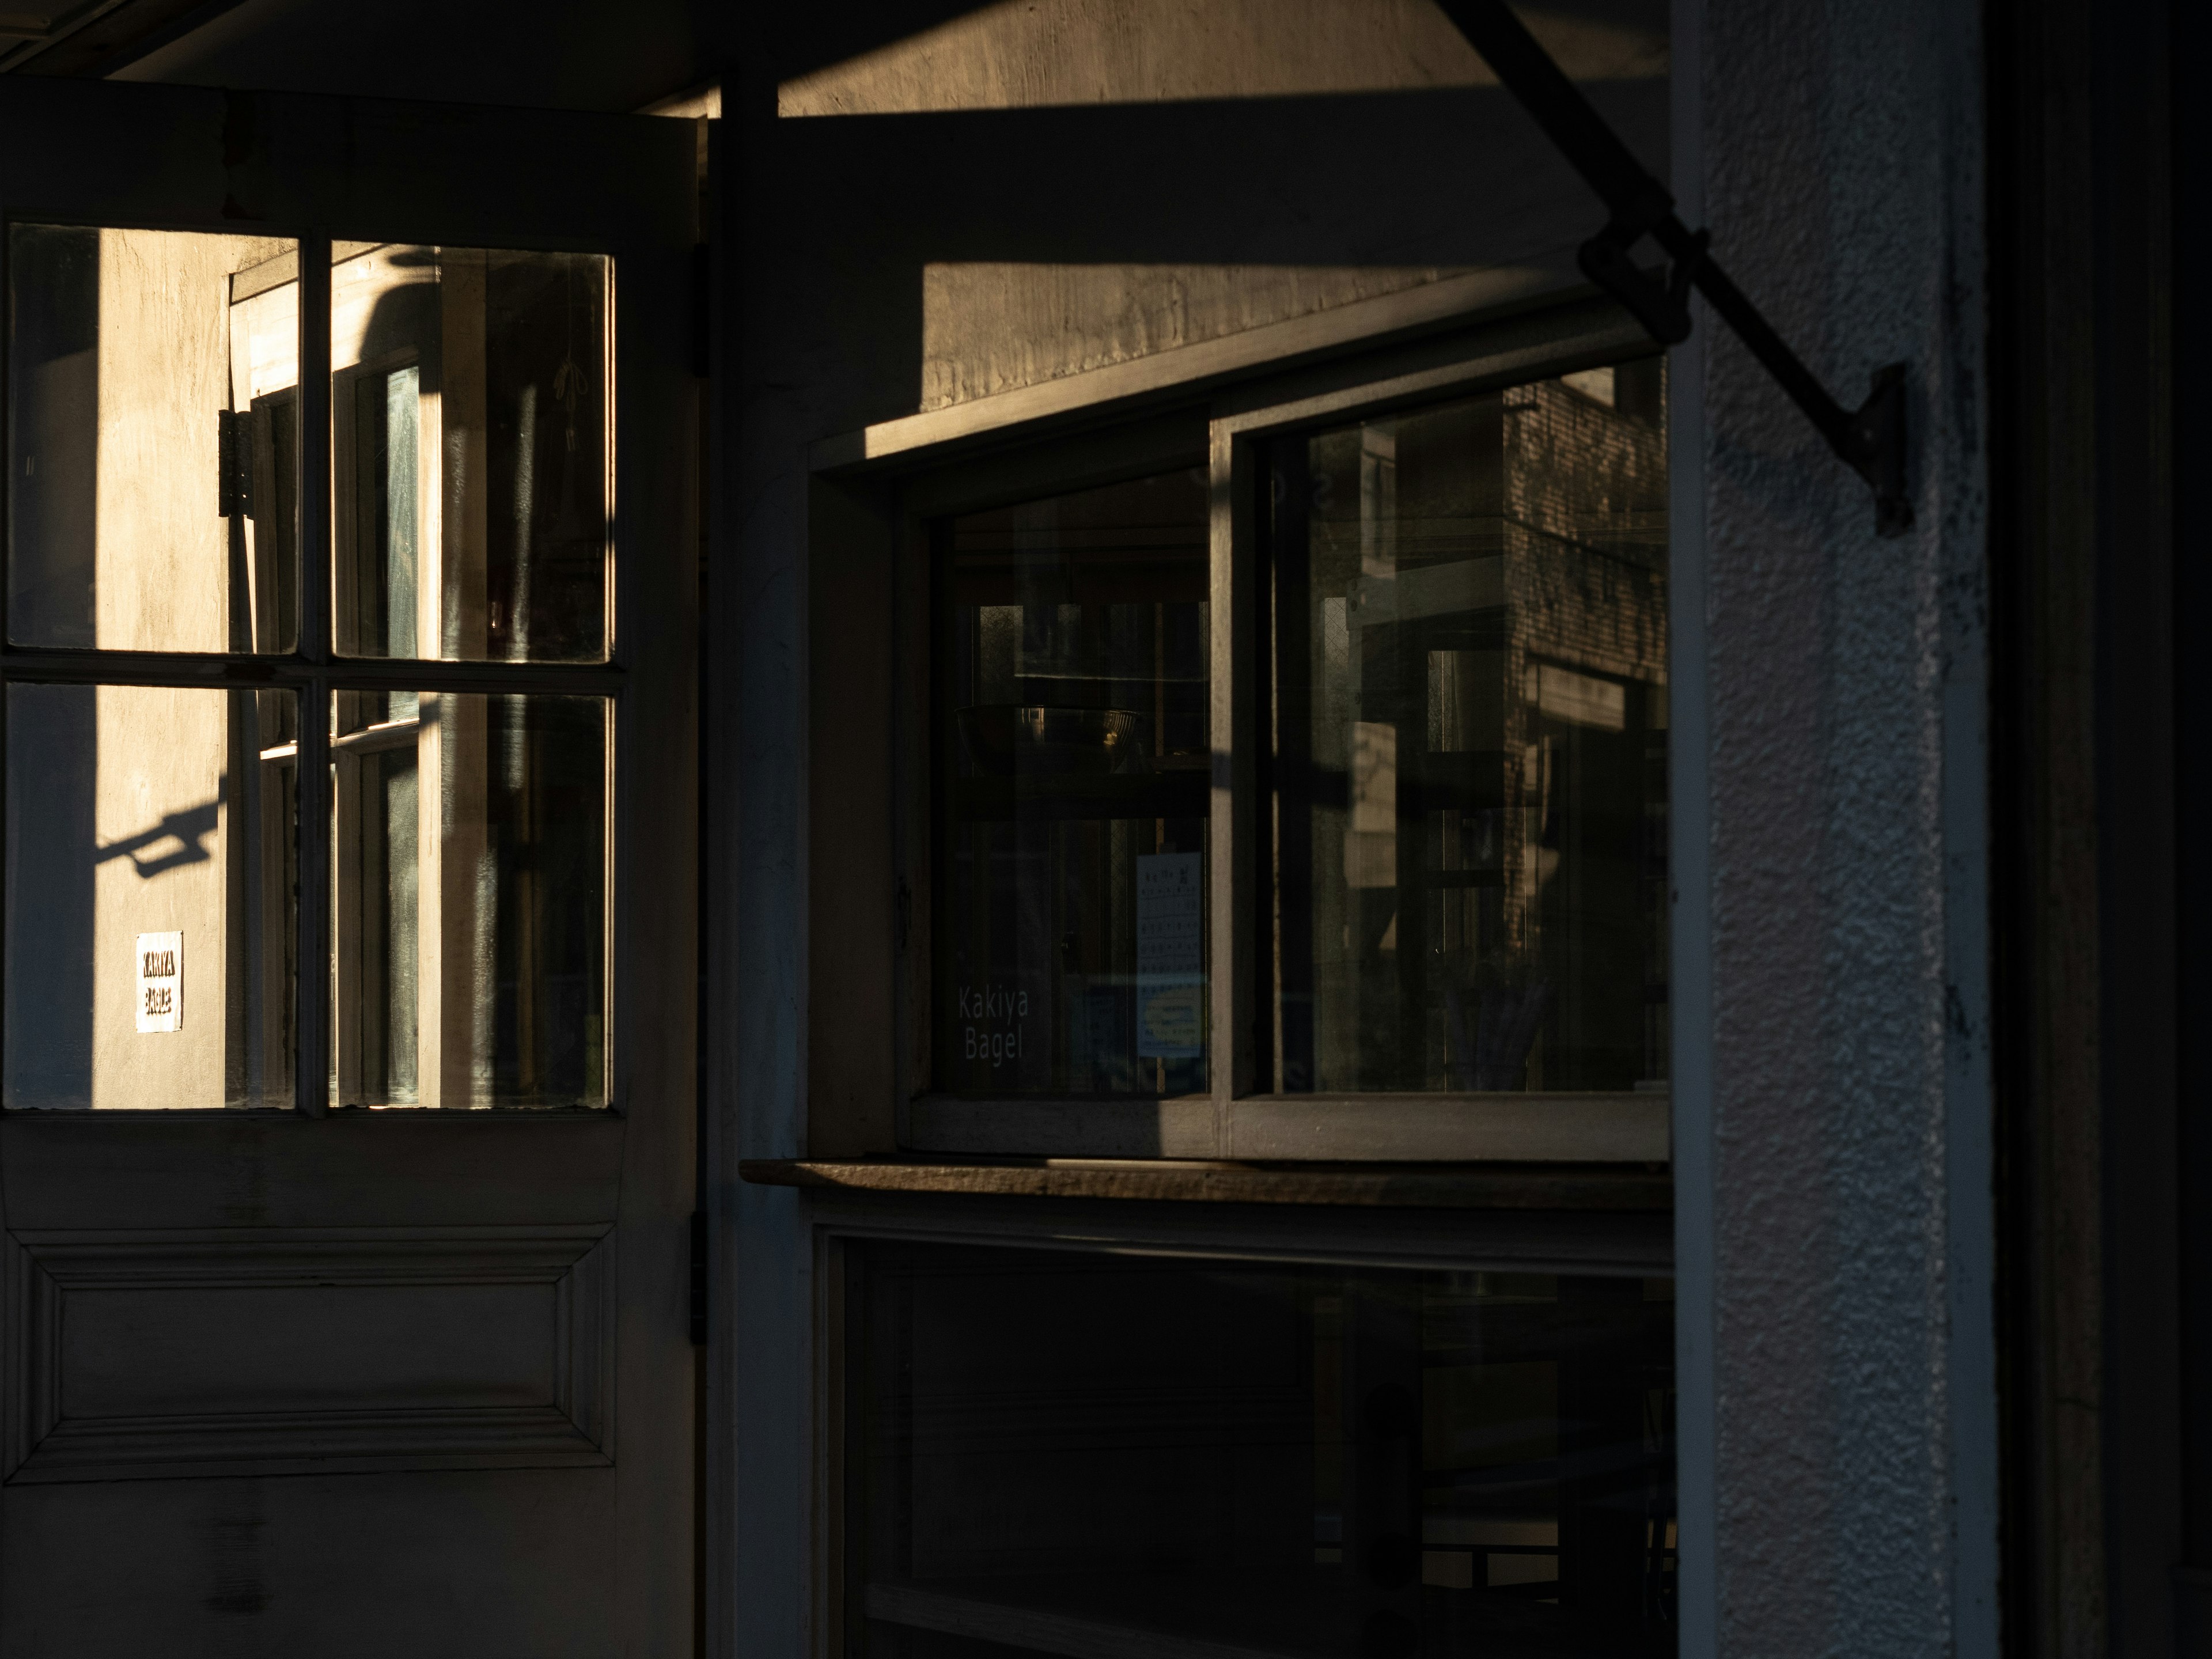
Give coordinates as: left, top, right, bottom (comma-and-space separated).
136, 931, 181, 1033
1135, 852, 1202, 1059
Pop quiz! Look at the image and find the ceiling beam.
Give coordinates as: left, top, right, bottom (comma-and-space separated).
1, 0, 246, 77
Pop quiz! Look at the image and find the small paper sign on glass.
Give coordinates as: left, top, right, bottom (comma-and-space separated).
1135, 852, 1203, 1060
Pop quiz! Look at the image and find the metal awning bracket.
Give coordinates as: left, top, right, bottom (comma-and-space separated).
1437, 0, 1913, 536
1578, 211, 1703, 345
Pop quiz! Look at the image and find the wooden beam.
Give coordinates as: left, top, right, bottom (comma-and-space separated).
738, 1156, 1668, 1210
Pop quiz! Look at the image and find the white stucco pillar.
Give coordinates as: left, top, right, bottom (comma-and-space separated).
1670, 0, 1999, 1650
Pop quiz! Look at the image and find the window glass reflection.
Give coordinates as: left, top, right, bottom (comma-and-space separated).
1268, 363, 1668, 1094
6, 225, 300, 653
331, 691, 606, 1108
936, 470, 1210, 1097
3, 684, 297, 1109
851, 1243, 1677, 1657
331, 244, 609, 663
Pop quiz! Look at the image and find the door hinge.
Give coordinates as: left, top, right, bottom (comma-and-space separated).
1433, 0, 1912, 536
688, 1209, 709, 1346
690, 242, 712, 380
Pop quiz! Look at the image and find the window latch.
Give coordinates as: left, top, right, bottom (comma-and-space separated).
1433, 0, 1912, 537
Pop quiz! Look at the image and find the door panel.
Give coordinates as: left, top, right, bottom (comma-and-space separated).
0, 79, 697, 1657
5, 1223, 612, 1480
8, 1472, 622, 1654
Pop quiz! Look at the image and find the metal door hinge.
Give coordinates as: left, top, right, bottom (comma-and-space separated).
690, 243, 711, 380
1434, 0, 1912, 536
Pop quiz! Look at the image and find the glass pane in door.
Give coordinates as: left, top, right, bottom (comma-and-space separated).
6, 226, 301, 653
330, 244, 610, 662
1267, 363, 1669, 1094
935, 469, 1210, 1097
3, 684, 297, 1108
331, 691, 607, 1108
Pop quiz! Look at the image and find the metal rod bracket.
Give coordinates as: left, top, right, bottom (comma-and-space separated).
1437, 0, 1913, 536
1578, 213, 1703, 346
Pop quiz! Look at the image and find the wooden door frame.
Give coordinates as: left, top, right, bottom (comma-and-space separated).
0, 77, 702, 1653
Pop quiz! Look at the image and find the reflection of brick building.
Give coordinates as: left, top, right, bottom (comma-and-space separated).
1283, 363, 1668, 1094
1497, 364, 1669, 1088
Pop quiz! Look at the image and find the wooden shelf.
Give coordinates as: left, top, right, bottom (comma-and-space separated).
738, 1157, 1669, 1210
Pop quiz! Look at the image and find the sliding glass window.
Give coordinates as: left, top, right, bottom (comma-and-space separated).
917, 342, 1668, 1157
1265, 362, 1669, 1097
933, 469, 1211, 1099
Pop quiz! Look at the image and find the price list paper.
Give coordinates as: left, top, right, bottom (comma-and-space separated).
1135, 852, 1202, 1059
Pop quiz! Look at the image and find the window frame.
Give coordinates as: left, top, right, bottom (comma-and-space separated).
0, 214, 641, 1119
814, 290, 1671, 1165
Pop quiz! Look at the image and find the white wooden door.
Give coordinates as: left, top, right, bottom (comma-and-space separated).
0, 80, 698, 1656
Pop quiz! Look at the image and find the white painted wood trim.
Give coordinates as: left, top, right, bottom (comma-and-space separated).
903, 1092, 1669, 1164
1226, 1094, 1669, 1162
1665, 0, 1714, 1641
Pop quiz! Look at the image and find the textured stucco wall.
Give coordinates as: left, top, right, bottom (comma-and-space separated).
1680, 0, 1997, 1650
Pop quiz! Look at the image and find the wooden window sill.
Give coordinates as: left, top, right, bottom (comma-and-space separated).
737, 1156, 1669, 1210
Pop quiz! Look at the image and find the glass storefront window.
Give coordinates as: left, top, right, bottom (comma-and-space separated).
1266, 362, 1669, 1094
847, 1241, 1677, 1657
934, 469, 1210, 1097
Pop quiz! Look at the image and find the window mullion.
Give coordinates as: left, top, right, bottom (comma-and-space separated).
294, 230, 333, 1118
1209, 423, 1260, 1149
299, 230, 333, 669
